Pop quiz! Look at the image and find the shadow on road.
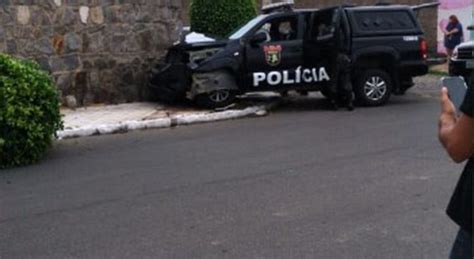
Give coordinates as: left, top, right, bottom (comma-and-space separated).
241, 91, 430, 113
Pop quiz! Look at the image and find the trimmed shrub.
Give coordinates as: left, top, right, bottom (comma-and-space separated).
190, 0, 258, 37
0, 54, 63, 168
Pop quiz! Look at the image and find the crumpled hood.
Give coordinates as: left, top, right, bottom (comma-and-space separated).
185, 32, 216, 44
171, 40, 228, 53
182, 40, 229, 50
173, 31, 229, 51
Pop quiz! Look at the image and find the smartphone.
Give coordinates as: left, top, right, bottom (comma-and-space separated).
441, 77, 468, 112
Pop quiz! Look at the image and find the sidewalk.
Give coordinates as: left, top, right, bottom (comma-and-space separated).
58, 100, 274, 140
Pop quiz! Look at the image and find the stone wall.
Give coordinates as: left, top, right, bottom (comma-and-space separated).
0, 0, 185, 105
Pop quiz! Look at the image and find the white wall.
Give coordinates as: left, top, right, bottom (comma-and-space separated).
437, 0, 474, 53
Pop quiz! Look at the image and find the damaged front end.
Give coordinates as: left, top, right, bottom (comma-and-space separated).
149, 34, 231, 105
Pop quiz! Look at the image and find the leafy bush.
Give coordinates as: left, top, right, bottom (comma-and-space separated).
0, 54, 63, 168
191, 0, 258, 37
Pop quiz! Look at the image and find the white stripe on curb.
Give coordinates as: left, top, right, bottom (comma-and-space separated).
172, 106, 266, 125
56, 106, 267, 140
57, 118, 172, 140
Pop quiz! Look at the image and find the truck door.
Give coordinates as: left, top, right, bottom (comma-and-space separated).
244, 14, 304, 90
303, 7, 343, 88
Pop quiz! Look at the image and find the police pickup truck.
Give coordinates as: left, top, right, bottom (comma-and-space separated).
150, 3, 430, 108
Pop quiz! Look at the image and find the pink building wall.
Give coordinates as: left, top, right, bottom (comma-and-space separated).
438, 0, 474, 54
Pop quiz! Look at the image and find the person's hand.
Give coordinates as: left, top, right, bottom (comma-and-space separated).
439, 87, 457, 128
438, 87, 474, 162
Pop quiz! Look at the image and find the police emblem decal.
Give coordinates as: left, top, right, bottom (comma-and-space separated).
264, 45, 282, 66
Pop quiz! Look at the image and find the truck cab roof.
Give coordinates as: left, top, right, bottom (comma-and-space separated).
270, 4, 414, 14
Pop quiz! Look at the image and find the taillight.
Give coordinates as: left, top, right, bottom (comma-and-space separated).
420, 38, 428, 60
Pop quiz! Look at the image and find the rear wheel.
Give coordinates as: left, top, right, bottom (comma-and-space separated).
320, 88, 331, 99
355, 69, 392, 106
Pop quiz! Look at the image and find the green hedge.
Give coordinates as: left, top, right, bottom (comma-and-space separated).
0, 54, 63, 168
191, 0, 258, 37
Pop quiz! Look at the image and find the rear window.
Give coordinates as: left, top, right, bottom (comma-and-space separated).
352, 10, 417, 32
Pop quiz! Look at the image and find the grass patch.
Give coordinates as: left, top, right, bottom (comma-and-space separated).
428, 69, 449, 77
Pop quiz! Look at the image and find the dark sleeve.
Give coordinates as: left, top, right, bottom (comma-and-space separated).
461, 82, 473, 117
457, 24, 463, 36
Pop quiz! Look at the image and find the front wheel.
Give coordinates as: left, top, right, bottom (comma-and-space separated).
196, 89, 236, 109
355, 69, 392, 106
320, 88, 331, 99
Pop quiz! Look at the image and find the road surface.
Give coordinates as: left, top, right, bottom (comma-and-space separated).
0, 91, 462, 258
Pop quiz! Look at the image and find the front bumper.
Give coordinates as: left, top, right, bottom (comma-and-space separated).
449, 59, 473, 81
149, 62, 191, 102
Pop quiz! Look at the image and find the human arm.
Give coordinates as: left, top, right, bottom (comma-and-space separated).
439, 88, 474, 163
444, 24, 462, 36
445, 28, 459, 36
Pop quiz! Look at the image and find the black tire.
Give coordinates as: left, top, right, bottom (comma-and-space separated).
196, 89, 237, 109
297, 90, 309, 96
320, 88, 331, 99
355, 69, 392, 106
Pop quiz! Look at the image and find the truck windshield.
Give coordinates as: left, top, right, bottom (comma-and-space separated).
228, 15, 268, 40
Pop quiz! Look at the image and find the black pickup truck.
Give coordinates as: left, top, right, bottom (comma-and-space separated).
151, 4, 430, 108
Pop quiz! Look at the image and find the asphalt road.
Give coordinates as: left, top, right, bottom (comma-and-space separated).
0, 92, 464, 258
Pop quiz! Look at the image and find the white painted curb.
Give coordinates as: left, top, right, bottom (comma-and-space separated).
57, 118, 172, 140
56, 106, 267, 140
172, 106, 267, 125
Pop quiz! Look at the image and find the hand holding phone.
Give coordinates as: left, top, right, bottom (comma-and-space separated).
441, 77, 468, 113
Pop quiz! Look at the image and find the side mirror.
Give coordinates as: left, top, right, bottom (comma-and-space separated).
250, 32, 268, 46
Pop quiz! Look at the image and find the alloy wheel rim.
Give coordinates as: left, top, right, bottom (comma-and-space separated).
364, 76, 387, 101
209, 90, 230, 103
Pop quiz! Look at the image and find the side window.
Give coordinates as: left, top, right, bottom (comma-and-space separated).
254, 16, 299, 43
353, 10, 416, 32
309, 9, 338, 42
